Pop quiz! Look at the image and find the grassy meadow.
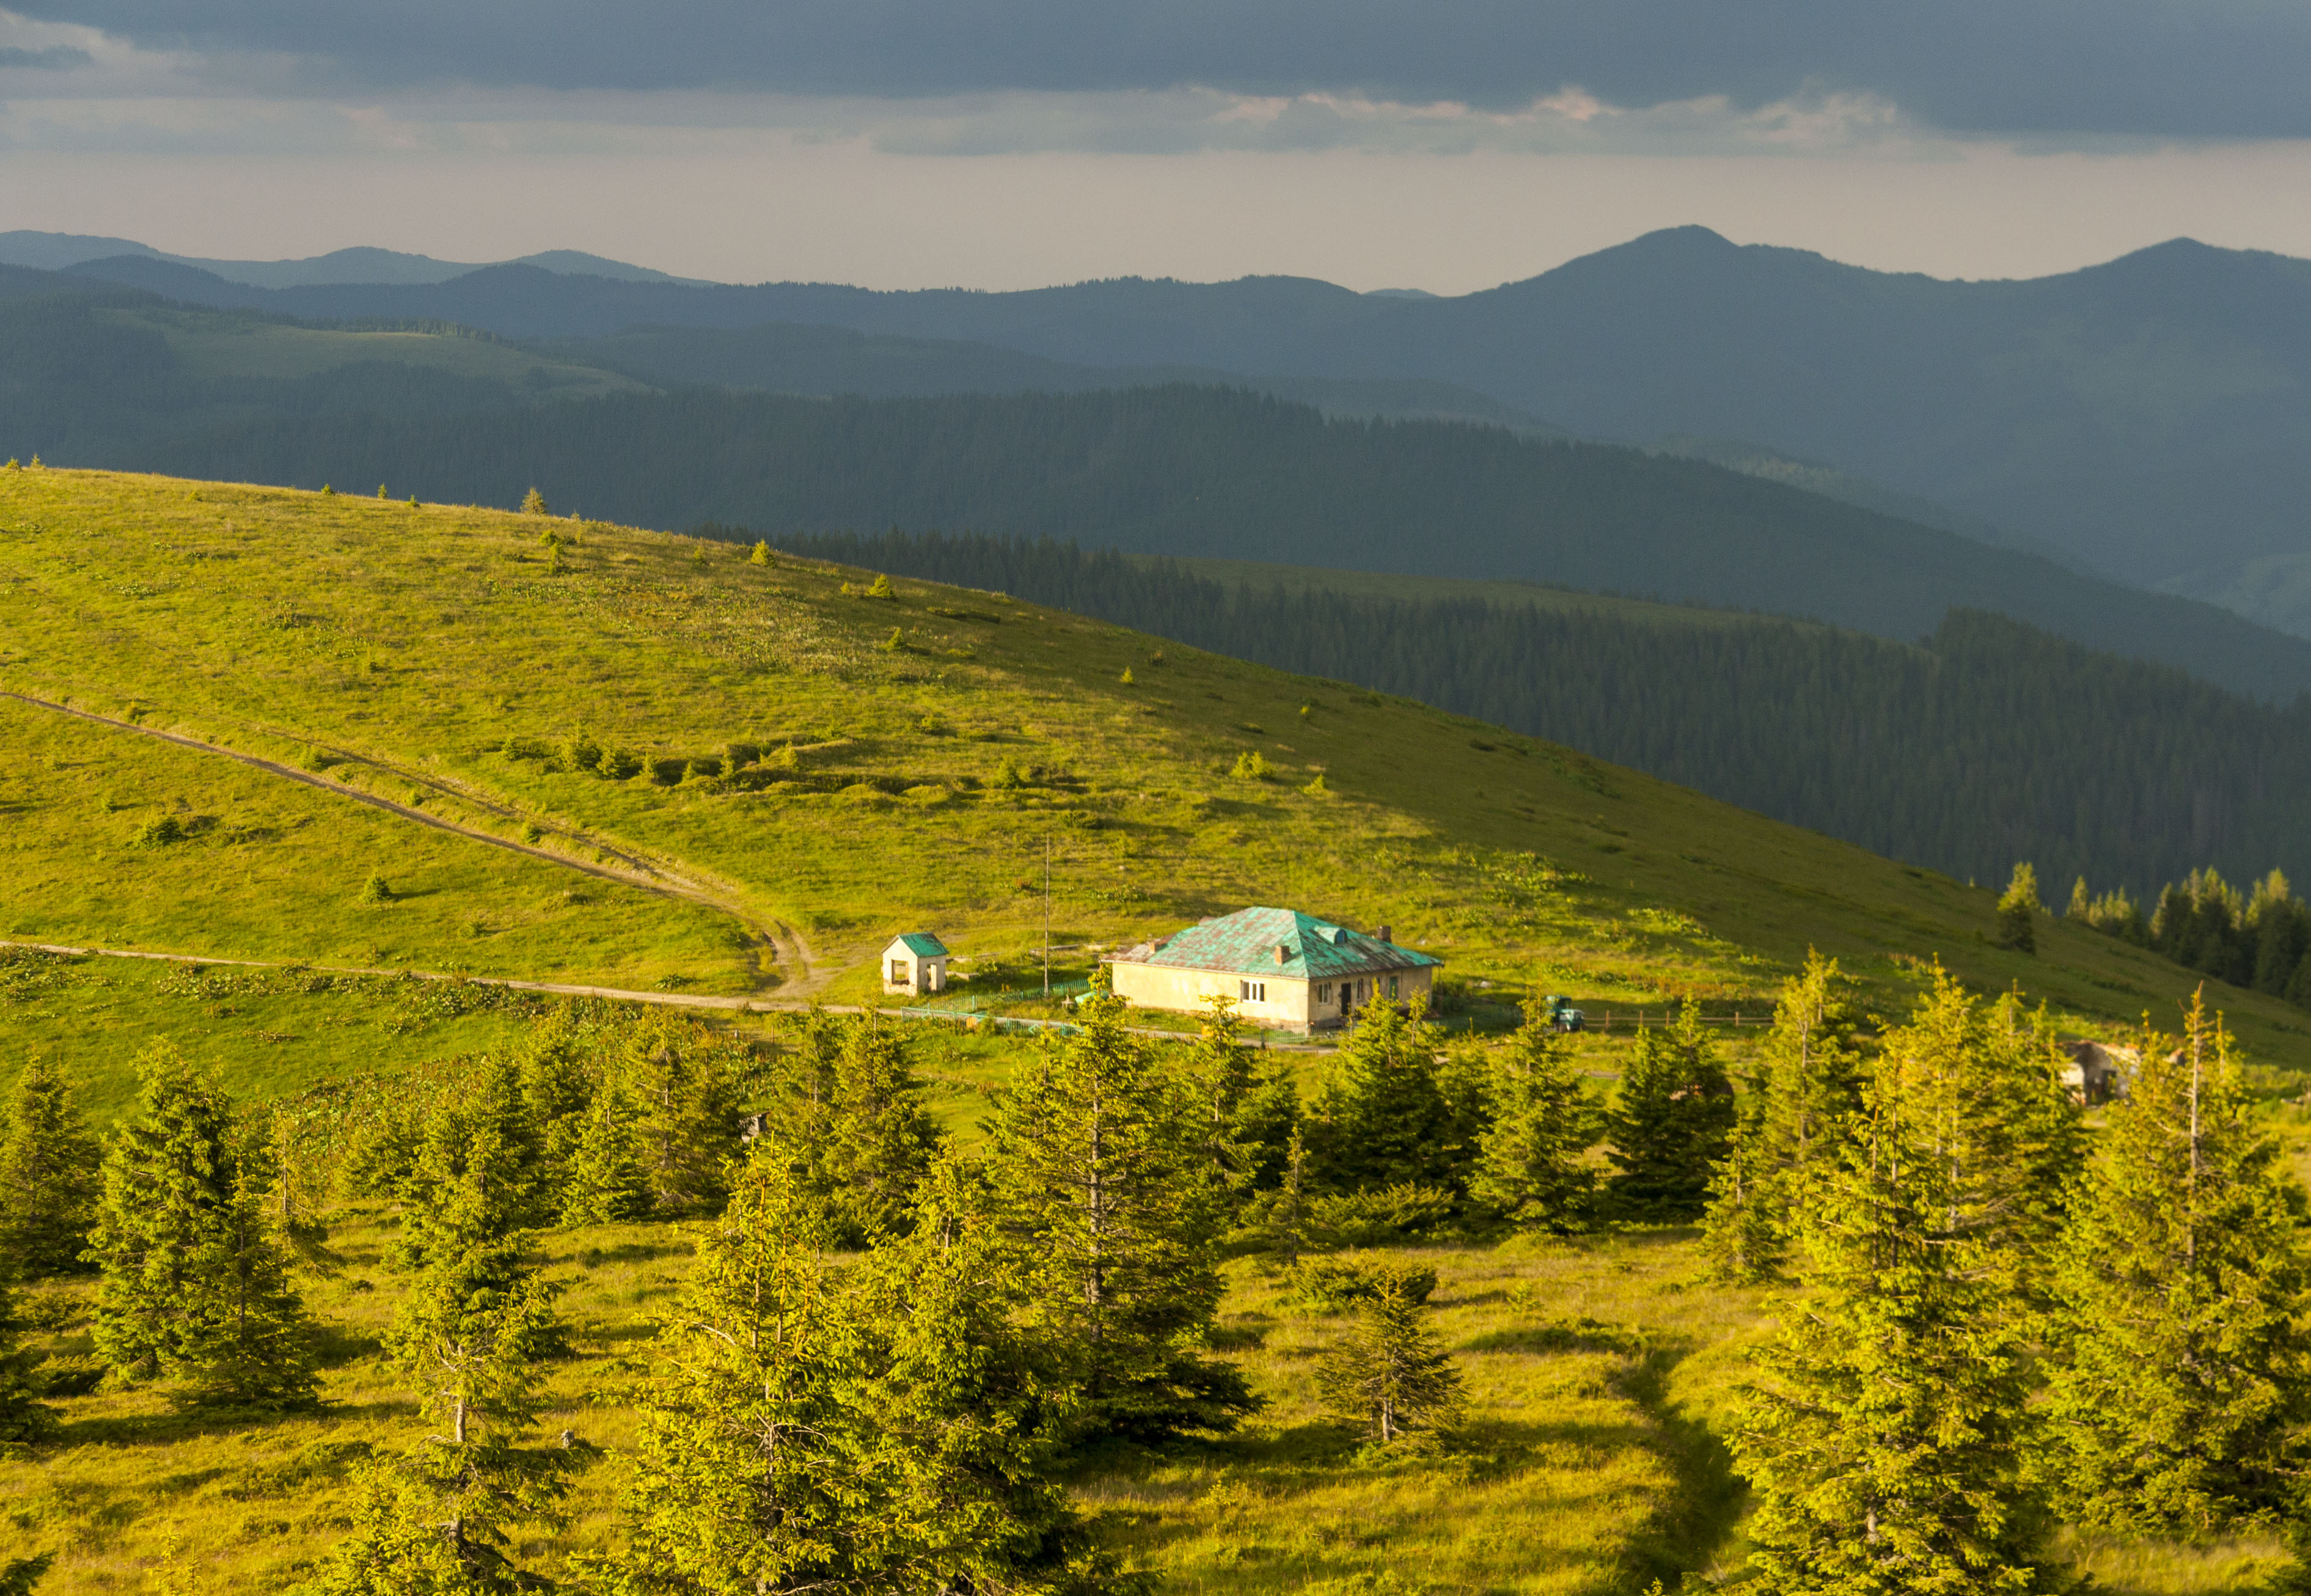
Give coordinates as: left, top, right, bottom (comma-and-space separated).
2, 466, 2301, 1088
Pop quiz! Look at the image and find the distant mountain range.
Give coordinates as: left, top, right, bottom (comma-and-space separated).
42, 225, 2311, 638
0, 230, 710, 288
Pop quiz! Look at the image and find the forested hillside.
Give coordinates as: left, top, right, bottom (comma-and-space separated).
108, 383, 2311, 701
757, 529, 2311, 899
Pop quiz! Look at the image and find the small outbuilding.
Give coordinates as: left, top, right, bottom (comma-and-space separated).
1103, 906, 1439, 1030
882, 932, 951, 996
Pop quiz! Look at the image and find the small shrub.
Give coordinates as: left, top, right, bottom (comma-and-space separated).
130, 814, 185, 848
1231, 750, 1273, 781
298, 745, 329, 774
749, 540, 772, 566
991, 757, 1027, 790
840, 581, 856, 596
560, 729, 602, 773
375, 484, 389, 498
406, 495, 417, 507
880, 628, 903, 652
685, 755, 726, 782
597, 748, 643, 780
1302, 773, 1330, 796
522, 486, 549, 514
868, 573, 895, 599
3, 458, 17, 470
320, 483, 335, 496
27, 455, 39, 469
358, 873, 392, 904
769, 744, 801, 772
1119, 666, 1135, 685
519, 822, 543, 844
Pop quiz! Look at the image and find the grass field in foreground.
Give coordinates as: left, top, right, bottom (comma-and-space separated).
4, 467, 2307, 1082
5, 1204, 2290, 1596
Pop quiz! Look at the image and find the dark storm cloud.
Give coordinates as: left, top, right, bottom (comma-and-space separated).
15, 0, 2311, 141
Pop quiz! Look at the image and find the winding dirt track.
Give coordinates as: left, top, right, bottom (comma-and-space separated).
1, 687, 822, 994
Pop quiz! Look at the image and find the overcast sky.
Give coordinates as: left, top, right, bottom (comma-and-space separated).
6, 2, 2311, 290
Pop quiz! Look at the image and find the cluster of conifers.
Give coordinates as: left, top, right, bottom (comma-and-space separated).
1, 951, 2297, 1590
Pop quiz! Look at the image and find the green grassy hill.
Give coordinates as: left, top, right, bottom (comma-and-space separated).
4, 466, 2303, 1092
9, 466, 2310, 1596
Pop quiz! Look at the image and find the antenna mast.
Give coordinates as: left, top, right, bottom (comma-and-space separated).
1042, 835, 1052, 997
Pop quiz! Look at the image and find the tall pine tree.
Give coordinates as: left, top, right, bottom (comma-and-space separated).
986, 989, 1256, 1441
311, 1104, 569, 1594
1605, 999, 1734, 1221
1733, 975, 2048, 1595
2036, 994, 2311, 1534
86, 1044, 317, 1409
0, 1054, 101, 1278
1704, 953, 1865, 1281
1470, 997, 1595, 1232
0, 1272, 56, 1445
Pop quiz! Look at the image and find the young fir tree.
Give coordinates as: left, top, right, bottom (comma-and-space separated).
87, 1044, 318, 1408
1316, 1274, 1464, 1445
1182, 994, 1300, 1204
0, 1272, 56, 1445
2035, 994, 2311, 1534
559, 1080, 650, 1226
807, 1012, 940, 1246
621, 1023, 746, 1215
1732, 984, 2048, 1596
1470, 997, 1595, 1232
984, 988, 1256, 1441
1604, 999, 1734, 1221
1304, 997, 1471, 1196
1996, 862, 2042, 954
0, 1054, 101, 1278
1702, 952, 1866, 1281
601, 1144, 858, 1594
312, 1113, 570, 1592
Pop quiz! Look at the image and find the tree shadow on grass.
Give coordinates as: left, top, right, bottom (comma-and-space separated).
1610, 1336, 1748, 1592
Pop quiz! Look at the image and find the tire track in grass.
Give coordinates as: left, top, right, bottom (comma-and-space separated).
0, 687, 821, 993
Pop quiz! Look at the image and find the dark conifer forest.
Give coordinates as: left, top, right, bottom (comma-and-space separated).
752, 528, 2311, 907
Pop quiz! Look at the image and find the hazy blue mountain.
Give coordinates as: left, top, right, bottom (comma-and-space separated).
27, 238, 706, 290
71, 227, 2311, 620
555, 320, 1562, 433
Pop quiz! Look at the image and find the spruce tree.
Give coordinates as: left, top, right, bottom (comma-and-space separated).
1996, 862, 2042, 953
601, 1144, 854, 1592
1732, 992, 2047, 1595
1470, 997, 1595, 1232
985, 989, 1256, 1440
2035, 994, 2311, 1534
1604, 999, 1734, 1221
87, 1044, 318, 1408
813, 1013, 939, 1245
0, 1272, 56, 1444
621, 1023, 745, 1215
559, 1081, 650, 1226
1182, 994, 1299, 1202
312, 1110, 568, 1592
1316, 1276, 1463, 1444
0, 1054, 101, 1277
1305, 997, 1470, 1196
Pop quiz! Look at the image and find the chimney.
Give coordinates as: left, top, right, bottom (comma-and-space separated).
1377, 925, 1393, 943
1275, 943, 1291, 964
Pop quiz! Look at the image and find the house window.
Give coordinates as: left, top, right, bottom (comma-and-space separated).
1239, 979, 1266, 1003
890, 959, 908, 983
1317, 983, 1333, 1005
1387, 976, 1400, 999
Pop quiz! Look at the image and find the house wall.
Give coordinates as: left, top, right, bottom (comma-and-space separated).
1108, 962, 1312, 1028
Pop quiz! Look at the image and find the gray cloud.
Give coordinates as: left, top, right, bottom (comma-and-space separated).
13, 1, 2311, 141
0, 42, 89, 68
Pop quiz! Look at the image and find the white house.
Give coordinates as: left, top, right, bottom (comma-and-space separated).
1102, 906, 1439, 1030
882, 932, 951, 996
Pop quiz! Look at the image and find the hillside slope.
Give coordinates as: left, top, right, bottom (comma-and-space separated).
4, 466, 2304, 1075
125, 383, 2311, 702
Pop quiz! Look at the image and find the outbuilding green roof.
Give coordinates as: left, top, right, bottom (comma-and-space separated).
1116, 907, 1438, 979
888, 932, 949, 957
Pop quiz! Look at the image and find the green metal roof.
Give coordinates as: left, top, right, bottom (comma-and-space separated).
1121, 907, 1439, 979
890, 932, 949, 957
